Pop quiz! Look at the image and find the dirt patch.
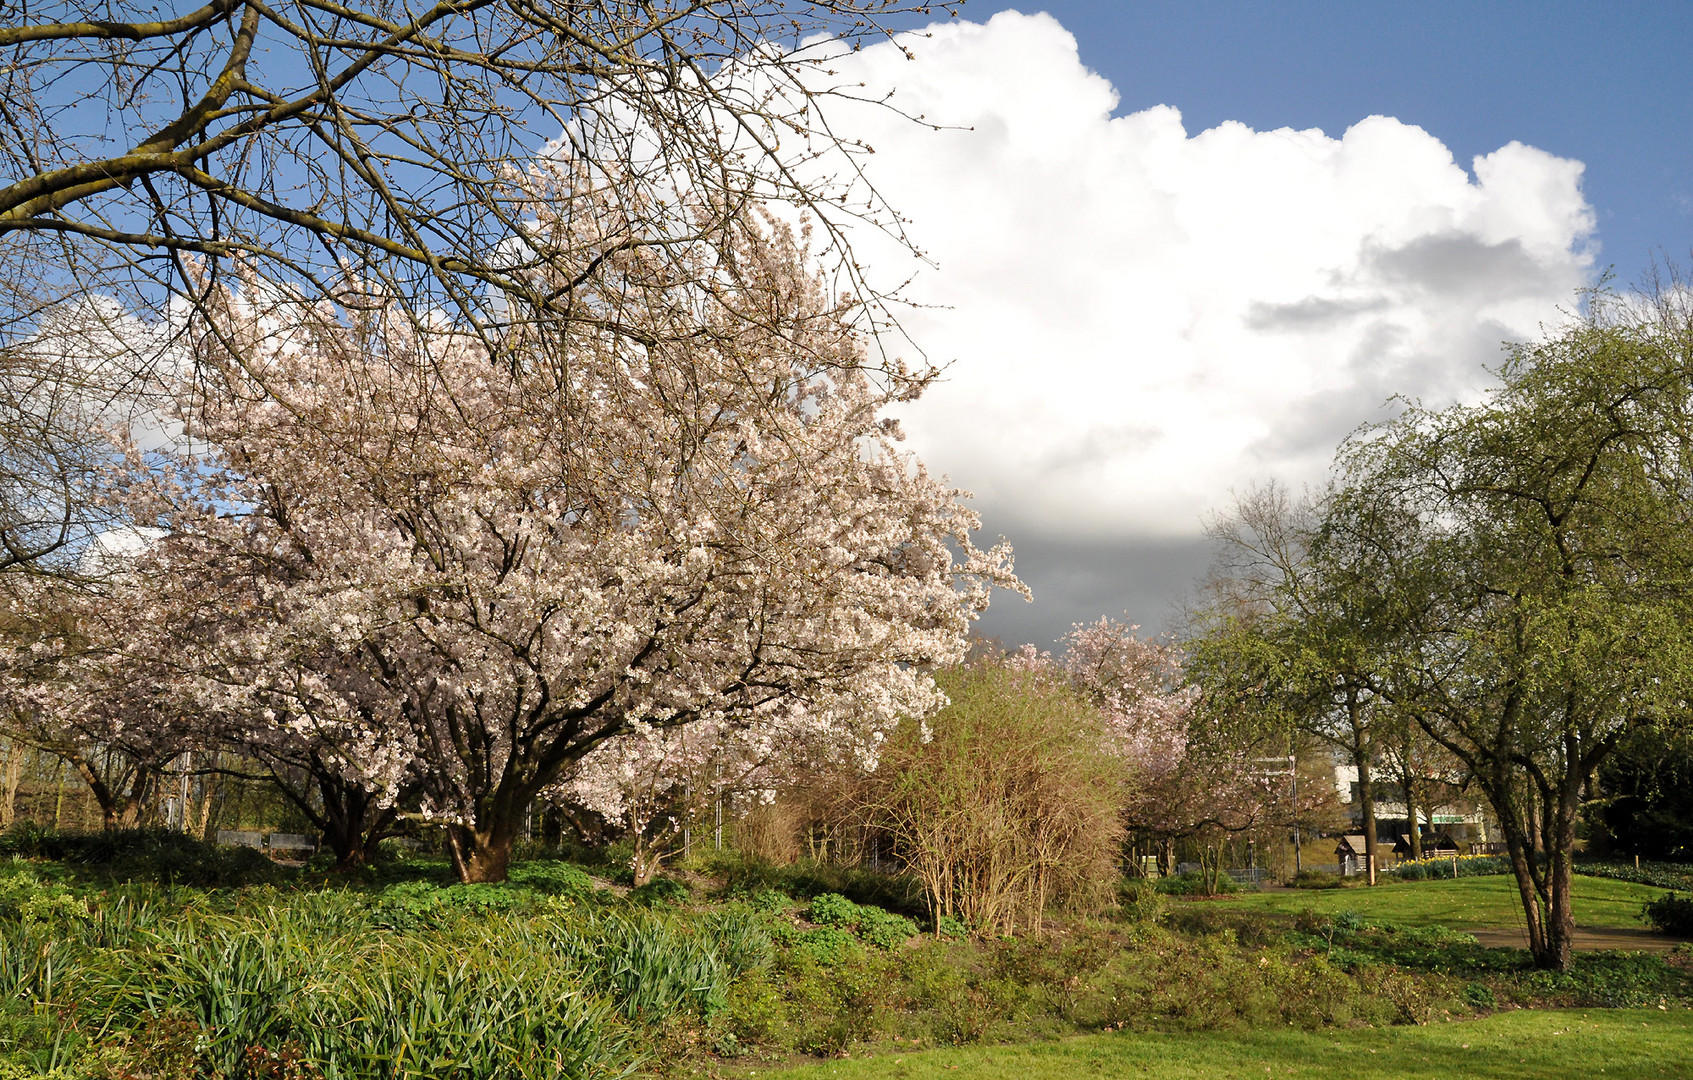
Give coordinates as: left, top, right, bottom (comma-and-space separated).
1467, 924, 1690, 953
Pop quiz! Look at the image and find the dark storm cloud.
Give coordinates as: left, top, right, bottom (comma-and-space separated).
971, 518, 1220, 649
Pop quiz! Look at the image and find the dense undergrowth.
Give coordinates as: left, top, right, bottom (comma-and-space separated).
1, 829, 1690, 1080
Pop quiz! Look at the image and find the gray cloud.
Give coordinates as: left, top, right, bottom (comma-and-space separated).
1249, 321, 1414, 460
1036, 422, 1160, 474
1365, 233, 1563, 301
1244, 295, 1390, 332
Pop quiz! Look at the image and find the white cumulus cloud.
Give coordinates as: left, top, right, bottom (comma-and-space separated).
813, 10, 1596, 549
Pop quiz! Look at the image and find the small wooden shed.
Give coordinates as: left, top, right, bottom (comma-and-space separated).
1333, 834, 1387, 876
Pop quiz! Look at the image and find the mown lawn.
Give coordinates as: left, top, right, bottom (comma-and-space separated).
723, 1008, 1692, 1080
1200, 874, 1669, 933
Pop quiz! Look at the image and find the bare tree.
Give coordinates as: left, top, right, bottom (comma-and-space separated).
0, 1, 946, 343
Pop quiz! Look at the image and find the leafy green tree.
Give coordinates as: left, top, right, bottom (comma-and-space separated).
1593, 723, 1693, 861
1329, 298, 1693, 970
1190, 483, 1417, 884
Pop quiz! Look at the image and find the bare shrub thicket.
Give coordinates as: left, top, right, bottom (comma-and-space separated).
859, 660, 1127, 936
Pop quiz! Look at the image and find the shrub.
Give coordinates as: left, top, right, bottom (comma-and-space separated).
375, 836, 436, 863
715, 946, 898, 1056
1113, 878, 1165, 924
1642, 891, 1693, 935
1515, 951, 1684, 1008
859, 908, 919, 950
806, 892, 860, 928
1163, 905, 1279, 947
742, 888, 792, 915
1289, 870, 1352, 890
1388, 854, 1511, 880
599, 839, 638, 886
895, 942, 1025, 1045
1462, 981, 1497, 1010
802, 893, 916, 949
802, 926, 861, 966
0, 827, 281, 887
628, 876, 690, 906
369, 880, 534, 930
1154, 871, 1237, 896
858, 661, 1129, 936
714, 852, 924, 916
0, 869, 83, 924
783, 925, 860, 966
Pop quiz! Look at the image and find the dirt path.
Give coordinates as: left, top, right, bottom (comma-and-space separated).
1467, 925, 1690, 953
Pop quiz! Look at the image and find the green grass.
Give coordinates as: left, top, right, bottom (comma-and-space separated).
1202, 875, 1670, 933
724, 1009, 1692, 1080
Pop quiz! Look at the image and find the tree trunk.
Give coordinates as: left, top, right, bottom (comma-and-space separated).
1544, 826, 1575, 971
1503, 824, 1547, 957
191, 780, 215, 840
631, 833, 665, 887
1345, 691, 1381, 885
1478, 765, 1576, 969
320, 804, 399, 871
443, 781, 534, 883
1539, 773, 1584, 972
313, 776, 400, 872
248, 754, 413, 872
0, 741, 21, 828
1406, 775, 1423, 861
72, 754, 122, 829
447, 820, 518, 883
1354, 750, 1380, 885
1471, 743, 1606, 973
1200, 839, 1227, 895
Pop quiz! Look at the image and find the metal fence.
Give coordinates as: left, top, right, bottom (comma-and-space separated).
1173, 863, 1270, 885
214, 830, 316, 858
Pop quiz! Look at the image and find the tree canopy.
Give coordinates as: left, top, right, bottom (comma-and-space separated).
2, 205, 1018, 882
1328, 296, 1693, 969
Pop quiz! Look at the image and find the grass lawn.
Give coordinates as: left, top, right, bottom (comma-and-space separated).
1200, 874, 1669, 934
721, 1009, 1692, 1080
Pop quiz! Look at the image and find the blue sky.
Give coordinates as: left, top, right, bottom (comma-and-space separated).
964, 1, 1691, 281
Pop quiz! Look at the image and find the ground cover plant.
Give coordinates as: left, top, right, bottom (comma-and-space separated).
3, 832, 1691, 1079
1577, 859, 1693, 892
1385, 853, 1513, 880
